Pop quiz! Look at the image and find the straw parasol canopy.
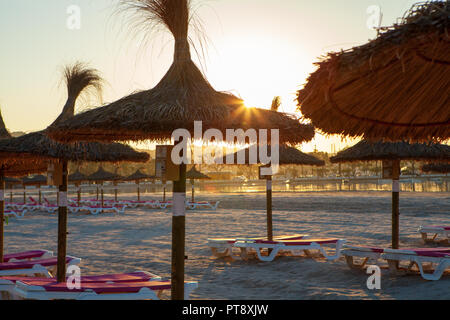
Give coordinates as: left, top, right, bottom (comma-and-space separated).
46, 1, 315, 145
124, 169, 153, 182
0, 64, 150, 165
88, 167, 123, 183
0, 109, 48, 177
186, 166, 210, 180
330, 141, 450, 163
22, 175, 47, 186
44, 0, 315, 300
223, 145, 326, 166
297, 1, 450, 142
421, 162, 450, 174
68, 169, 87, 183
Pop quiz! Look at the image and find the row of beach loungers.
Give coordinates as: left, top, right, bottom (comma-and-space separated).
4, 197, 221, 217
0, 250, 198, 300
207, 226, 450, 281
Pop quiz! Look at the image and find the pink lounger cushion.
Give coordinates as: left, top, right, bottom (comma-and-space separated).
0, 257, 73, 271
255, 238, 339, 246
3, 251, 49, 263
19, 279, 172, 294
413, 250, 450, 258
0, 272, 157, 284
425, 226, 450, 230
212, 234, 307, 244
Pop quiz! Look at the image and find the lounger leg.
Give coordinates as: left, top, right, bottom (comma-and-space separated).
319, 241, 344, 261
256, 247, 280, 262
211, 247, 231, 259
387, 260, 401, 275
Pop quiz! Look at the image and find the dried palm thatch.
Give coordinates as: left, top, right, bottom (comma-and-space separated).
223, 145, 325, 166
68, 170, 87, 183
46, 0, 315, 145
297, 1, 450, 142
0, 107, 48, 177
186, 166, 210, 180
88, 167, 123, 182
123, 169, 154, 182
330, 140, 450, 163
421, 162, 450, 173
22, 175, 47, 186
0, 63, 149, 165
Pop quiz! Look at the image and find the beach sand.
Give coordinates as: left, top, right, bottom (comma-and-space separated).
3, 191, 449, 300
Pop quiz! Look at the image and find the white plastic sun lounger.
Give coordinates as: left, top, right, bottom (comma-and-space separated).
418, 225, 450, 243
4, 210, 27, 219
0, 271, 162, 299
186, 201, 220, 210
233, 238, 346, 262
207, 234, 309, 259
341, 246, 386, 269
11, 279, 198, 300
0, 256, 81, 278
381, 248, 450, 281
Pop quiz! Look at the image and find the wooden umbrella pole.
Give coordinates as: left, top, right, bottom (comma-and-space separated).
191, 179, 194, 203
172, 163, 186, 300
137, 181, 140, 202
57, 160, 68, 282
392, 160, 400, 250
96, 185, 99, 201
163, 180, 167, 202
266, 176, 273, 241
114, 182, 118, 202
101, 182, 104, 211
38, 185, 42, 205
77, 184, 81, 206
0, 168, 5, 263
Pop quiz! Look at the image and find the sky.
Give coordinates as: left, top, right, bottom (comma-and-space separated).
0, 0, 422, 152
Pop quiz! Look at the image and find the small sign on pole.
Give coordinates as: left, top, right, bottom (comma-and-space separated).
382, 160, 400, 179
155, 145, 180, 181
47, 162, 63, 186
259, 165, 272, 180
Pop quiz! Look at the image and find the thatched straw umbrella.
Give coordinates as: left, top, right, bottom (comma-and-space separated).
46, 0, 315, 299
330, 140, 450, 249
22, 174, 47, 205
186, 166, 210, 203
223, 145, 324, 241
421, 163, 450, 174
87, 167, 123, 206
123, 169, 154, 201
297, 1, 449, 142
0, 109, 48, 263
69, 169, 87, 205
0, 64, 149, 280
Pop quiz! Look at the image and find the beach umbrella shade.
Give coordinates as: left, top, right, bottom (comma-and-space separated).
421, 163, 450, 174
69, 169, 88, 204
330, 140, 450, 249
186, 166, 210, 203
297, 1, 450, 142
223, 145, 325, 241
22, 174, 47, 204
46, 0, 315, 299
87, 167, 123, 205
123, 169, 154, 201
0, 63, 149, 280
0, 110, 49, 263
